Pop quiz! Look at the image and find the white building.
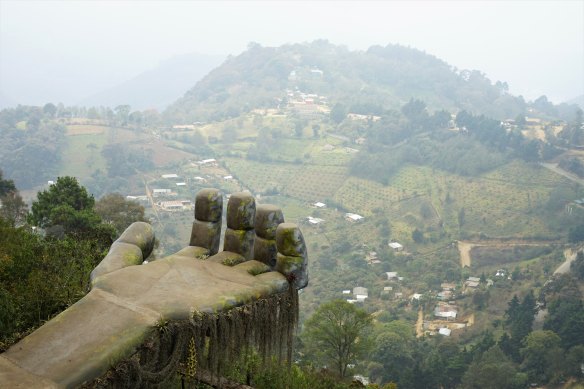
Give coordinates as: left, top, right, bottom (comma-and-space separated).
410, 293, 423, 301
152, 188, 172, 197
388, 242, 404, 251
162, 174, 179, 179
345, 213, 364, 222
353, 287, 368, 301
307, 216, 324, 225
158, 201, 185, 211
198, 158, 217, 166
434, 303, 458, 319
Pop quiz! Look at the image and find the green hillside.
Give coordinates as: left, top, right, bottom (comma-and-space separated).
165, 41, 526, 122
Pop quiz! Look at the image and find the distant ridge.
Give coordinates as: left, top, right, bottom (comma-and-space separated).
566, 94, 584, 110
80, 53, 224, 111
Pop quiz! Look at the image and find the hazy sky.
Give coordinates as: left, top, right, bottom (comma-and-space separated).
1, 0, 583, 105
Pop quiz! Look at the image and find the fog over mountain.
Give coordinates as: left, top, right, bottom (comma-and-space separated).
0, 1, 582, 108
79, 53, 224, 111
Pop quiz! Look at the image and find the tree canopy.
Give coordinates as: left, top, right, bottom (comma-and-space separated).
302, 300, 372, 377
95, 193, 147, 235
0, 170, 27, 226
29, 176, 113, 239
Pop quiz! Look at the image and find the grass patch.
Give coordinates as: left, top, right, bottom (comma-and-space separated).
471, 245, 554, 267
59, 131, 108, 178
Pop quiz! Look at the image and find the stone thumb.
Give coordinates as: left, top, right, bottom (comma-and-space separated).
90, 222, 155, 284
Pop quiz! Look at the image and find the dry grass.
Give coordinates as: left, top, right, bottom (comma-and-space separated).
66, 124, 109, 136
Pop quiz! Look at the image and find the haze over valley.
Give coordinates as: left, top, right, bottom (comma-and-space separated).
1, 2, 583, 388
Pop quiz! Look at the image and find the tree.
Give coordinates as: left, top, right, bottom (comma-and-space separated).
543, 275, 584, 349
458, 207, 465, 228
504, 292, 536, 361
370, 321, 416, 386
565, 345, 584, 378
430, 110, 451, 130
0, 190, 28, 226
419, 338, 467, 388
0, 170, 17, 196
43, 103, 57, 118
95, 193, 147, 235
312, 124, 321, 138
0, 217, 108, 349
514, 113, 526, 127
114, 105, 131, 125
401, 98, 428, 125
28, 177, 111, 239
520, 330, 564, 383
0, 170, 27, 226
330, 103, 347, 124
461, 346, 526, 389
303, 300, 372, 377
412, 228, 424, 243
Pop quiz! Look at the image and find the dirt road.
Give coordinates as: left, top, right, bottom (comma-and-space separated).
535, 249, 578, 326
554, 248, 577, 275
416, 309, 424, 338
457, 239, 563, 269
458, 241, 474, 268
541, 163, 584, 186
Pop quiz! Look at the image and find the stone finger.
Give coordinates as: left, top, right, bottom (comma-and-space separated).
275, 223, 308, 289
254, 204, 284, 239
223, 192, 256, 259
189, 188, 223, 255
253, 204, 284, 268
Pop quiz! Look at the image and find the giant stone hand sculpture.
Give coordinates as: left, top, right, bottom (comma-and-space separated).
0, 189, 308, 388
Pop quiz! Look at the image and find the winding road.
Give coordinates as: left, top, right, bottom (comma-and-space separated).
540, 163, 584, 187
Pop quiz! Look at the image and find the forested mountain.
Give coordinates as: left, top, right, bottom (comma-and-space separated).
165, 41, 526, 122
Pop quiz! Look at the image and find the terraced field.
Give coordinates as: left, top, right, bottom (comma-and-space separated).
223, 158, 302, 193
283, 165, 348, 201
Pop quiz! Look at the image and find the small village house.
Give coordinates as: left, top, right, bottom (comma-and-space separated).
353, 287, 368, 302
152, 188, 172, 198
345, 213, 364, 222
307, 216, 324, 225
434, 303, 458, 320
388, 242, 404, 252
158, 201, 186, 212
